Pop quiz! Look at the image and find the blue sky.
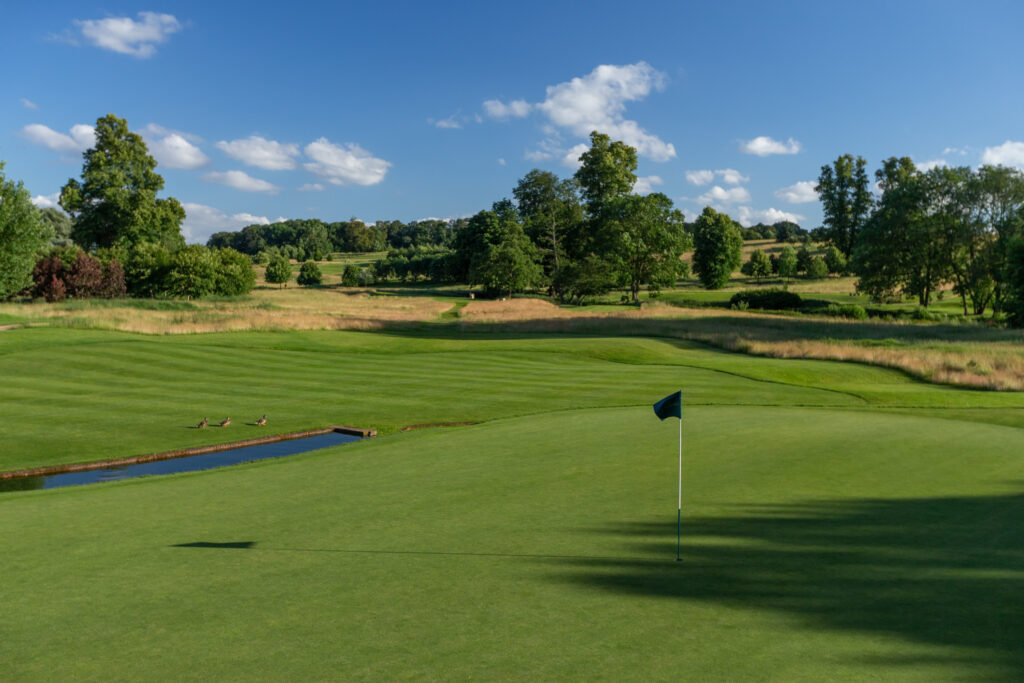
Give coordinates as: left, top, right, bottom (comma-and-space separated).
3, 1, 1023, 243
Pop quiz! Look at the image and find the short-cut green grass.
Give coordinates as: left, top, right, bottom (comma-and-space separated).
3, 325, 1024, 679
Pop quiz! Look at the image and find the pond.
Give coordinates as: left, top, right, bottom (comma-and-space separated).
0, 431, 363, 493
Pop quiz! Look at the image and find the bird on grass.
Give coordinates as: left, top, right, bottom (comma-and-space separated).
256, 415, 267, 427
219, 417, 231, 427
196, 417, 208, 429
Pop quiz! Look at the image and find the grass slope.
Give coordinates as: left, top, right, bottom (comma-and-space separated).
3, 406, 1024, 680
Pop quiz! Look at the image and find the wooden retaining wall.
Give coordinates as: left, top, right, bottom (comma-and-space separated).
0, 425, 376, 480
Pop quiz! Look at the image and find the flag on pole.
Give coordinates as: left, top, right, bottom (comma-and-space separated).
653, 391, 682, 421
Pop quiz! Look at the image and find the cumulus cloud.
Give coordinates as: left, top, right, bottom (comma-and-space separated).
774, 180, 818, 204
917, 159, 948, 172
685, 170, 715, 186
31, 193, 60, 209
20, 123, 95, 153
298, 183, 324, 192
716, 168, 749, 185
536, 62, 675, 162
981, 140, 1024, 168
75, 12, 182, 58
303, 138, 391, 186
143, 125, 208, 170
483, 99, 532, 119
740, 136, 802, 156
202, 170, 279, 194
633, 176, 664, 195
561, 143, 590, 169
181, 202, 278, 243
21, 98, 38, 110
216, 136, 300, 171
736, 206, 805, 227
697, 185, 751, 205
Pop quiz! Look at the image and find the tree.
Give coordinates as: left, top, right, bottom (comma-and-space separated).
574, 132, 638, 216
513, 169, 582, 281
806, 256, 829, 279
341, 264, 359, 286
796, 245, 812, 273
474, 226, 542, 298
824, 245, 847, 275
777, 246, 798, 278
607, 193, 691, 302
816, 154, 872, 258
123, 242, 172, 297
265, 256, 292, 287
213, 248, 256, 295
60, 114, 185, 251
0, 163, 50, 299
1004, 236, 1024, 327
742, 249, 772, 281
38, 207, 73, 245
975, 165, 1024, 312
692, 207, 743, 289
298, 261, 323, 287
167, 245, 217, 299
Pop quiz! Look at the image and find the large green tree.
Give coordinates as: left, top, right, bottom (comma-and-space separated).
816, 154, 872, 258
608, 193, 690, 302
60, 114, 185, 251
513, 169, 582, 281
691, 207, 743, 289
0, 163, 50, 299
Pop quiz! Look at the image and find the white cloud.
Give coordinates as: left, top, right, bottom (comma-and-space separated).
298, 183, 324, 192
537, 62, 675, 162
525, 149, 553, 162
75, 12, 182, 58
497, 158, 506, 166
917, 159, 948, 172
943, 146, 969, 156
31, 193, 60, 209
716, 168, 749, 185
202, 170, 279, 194
697, 185, 751, 204
303, 138, 391, 186
685, 170, 715, 186
216, 136, 300, 170
433, 115, 463, 129
633, 176, 663, 195
981, 140, 1024, 168
740, 136, 802, 156
20, 123, 95, 153
561, 143, 590, 169
145, 130, 208, 170
182, 202, 274, 243
21, 98, 38, 110
736, 206, 805, 227
774, 180, 818, 204
483, 99, 532, 119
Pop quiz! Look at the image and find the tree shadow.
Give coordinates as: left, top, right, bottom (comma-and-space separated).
563, 492, 1024, 675
173, 541, 255, 549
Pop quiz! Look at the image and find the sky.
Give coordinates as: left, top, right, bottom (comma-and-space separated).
2, 1, 1024, 244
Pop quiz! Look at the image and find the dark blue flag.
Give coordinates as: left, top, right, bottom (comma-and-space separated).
653, 391, 682, 421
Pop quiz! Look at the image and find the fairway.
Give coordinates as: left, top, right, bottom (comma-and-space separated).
2, 327, 1024, 680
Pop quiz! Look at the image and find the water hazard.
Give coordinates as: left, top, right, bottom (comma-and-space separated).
0, 431, 362, 493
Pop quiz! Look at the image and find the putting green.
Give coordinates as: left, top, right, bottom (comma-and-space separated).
3, 403, 1023, 680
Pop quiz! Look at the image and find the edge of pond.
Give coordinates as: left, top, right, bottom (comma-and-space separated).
0, 425, 376, 480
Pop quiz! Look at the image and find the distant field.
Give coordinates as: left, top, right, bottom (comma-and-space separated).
2, 326, 1024, 679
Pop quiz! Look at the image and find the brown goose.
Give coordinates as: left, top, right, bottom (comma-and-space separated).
219, 417, 231, 427
256, 415, 267, 427
196, 417, 208, 429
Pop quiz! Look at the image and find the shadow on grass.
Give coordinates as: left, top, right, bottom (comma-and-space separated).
564, 492, 1024, 675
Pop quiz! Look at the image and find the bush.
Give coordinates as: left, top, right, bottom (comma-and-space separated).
777, 246, 798, 278
341, 263, 359, 287
212, 248, 256, 296
356, 268, 374, 287
265, 256, 292, 287
66, 252, 104, 297
741, 249, 772, 280
729, 288, 803, 310
31, 254, 67, 302
796, 246, 812, 273
297, 260, 323, 287
825, 303, 867, 320
805, 256, 829, 279
167, 245, 217, 298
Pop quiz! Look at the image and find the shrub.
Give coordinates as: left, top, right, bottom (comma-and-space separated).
167, 245, 217, 299
31, 254, 67, 302
356, 268, 374, 287
729, 288, 803, 310
213, 248, 256, 296
265, 256, 292, 287
98, 259, 127, 298
124, 242, 172, 297
341, 263, 359, 287
777, 246, 798, 278
806, 256, 829, 279
65, 252, 104, 297
796, 246, 812, 273
825, 303, 867, 320
297, 260, 323, 287
741, 249, 772, 280
824, 245, 847, 275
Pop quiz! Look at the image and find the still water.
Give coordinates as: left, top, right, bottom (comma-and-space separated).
0, 431, 362, 493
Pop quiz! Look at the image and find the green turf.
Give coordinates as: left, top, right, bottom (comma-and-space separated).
3, 326, 1024, 679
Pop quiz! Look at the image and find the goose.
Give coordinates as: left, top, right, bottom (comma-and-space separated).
256, 415, 267, 427
219, 417, 231, 427
196, 417, 208, 429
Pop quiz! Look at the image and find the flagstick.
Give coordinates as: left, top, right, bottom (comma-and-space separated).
676, 412, 682, 562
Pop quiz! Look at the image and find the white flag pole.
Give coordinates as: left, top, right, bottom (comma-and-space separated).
676, 408, 682, 562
